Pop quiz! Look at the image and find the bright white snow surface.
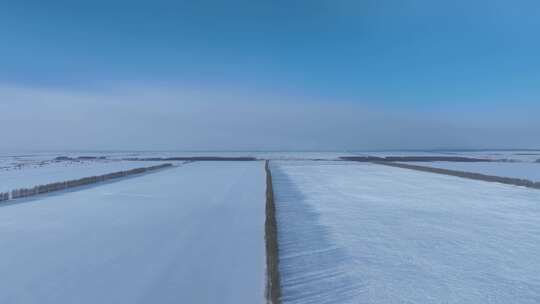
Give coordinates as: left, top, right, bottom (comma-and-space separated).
0, 159, 170, 192
272, 161, 540, 304
406, 161, 540, 182
0, 161, 266, 304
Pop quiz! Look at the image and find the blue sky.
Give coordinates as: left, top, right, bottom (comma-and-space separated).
1, 0, 539, 150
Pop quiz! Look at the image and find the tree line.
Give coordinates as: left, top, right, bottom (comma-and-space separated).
0, 163, 172, 203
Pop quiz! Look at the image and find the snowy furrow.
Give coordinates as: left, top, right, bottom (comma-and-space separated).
272, 161, 540, 304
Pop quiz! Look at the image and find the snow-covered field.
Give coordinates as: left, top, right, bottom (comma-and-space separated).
0, 158, 170, 193
353, 150, 540, 162
406, 161, 540, 182
272, 161, 540, 304
105, 151, 354, 160
0, 161, 266, 304
451, 150, 540, 163
2, 150, 538, 163
2, 150, 540, 303
354, 151, 460, 158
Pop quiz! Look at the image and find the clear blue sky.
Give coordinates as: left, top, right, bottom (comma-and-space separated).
1, 0, 539, 150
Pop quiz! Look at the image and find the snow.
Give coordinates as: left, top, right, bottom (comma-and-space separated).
0, 159, 170, 192
407, 161, 540, 182
0, 151, 357, 162
451, 151, 540, 163
354, 151, 460, 158
106, 151, 353, 160
350, 150, 540, 162
272, 161, 540, 304
2, 150, 539, 164
0, 161, 266, 304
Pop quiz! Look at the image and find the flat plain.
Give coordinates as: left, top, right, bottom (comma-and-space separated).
0, 161, 266, 304
272, 161, 540, 304
1, 151, 540, 303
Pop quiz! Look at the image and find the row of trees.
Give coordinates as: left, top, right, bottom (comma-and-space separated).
264, 160, 281, 303
0, 192, 8, 202
2, 163, 172, 202
377, 162, 540, 189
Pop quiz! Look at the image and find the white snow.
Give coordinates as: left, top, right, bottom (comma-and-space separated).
0, 161, 266, 304
355, 151, 459, 158
0, 159, 170, 192
451, 151, 540, 163
272, 161, 540, 304
2, 150, 538, 164
351, 150, 540, 162
407, 161, 540, 182
107, 151, 353, 160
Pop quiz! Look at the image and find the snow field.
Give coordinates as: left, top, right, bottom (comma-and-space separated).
0, 159, 171, 193
272, 161, 540, 304
0, 161, 266, 304
406, 161, 540, 183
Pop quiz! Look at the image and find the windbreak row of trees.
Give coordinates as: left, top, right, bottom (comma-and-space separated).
264, 160, 281, 304
124, 157, 257, 161
376, 162, 540, 190
340, 156, 491, 162
1, 163, 172, 202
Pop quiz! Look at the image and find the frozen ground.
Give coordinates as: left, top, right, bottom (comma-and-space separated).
0, 159, 169, 193
272, 161, 540, 304
407, 161, 540, 182
0, 161, 266, 304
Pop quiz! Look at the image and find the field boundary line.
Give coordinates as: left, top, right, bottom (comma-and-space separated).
373, 161, 540, 190
0, 163, 174, 204
265, 160, 281, 304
